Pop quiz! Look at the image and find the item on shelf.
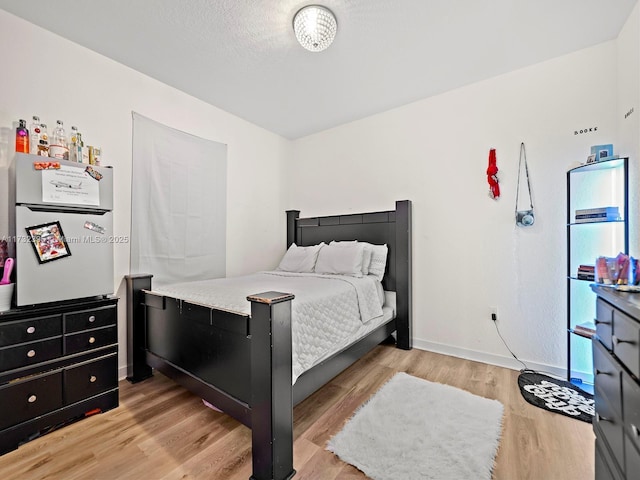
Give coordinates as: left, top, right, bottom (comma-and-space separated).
596, 253, 631, 285
0, 282, 13, 312
573, 321, 596, 338
0, 257, 13, 284
0, 240, 7, 267
590, 144, 613, 161
68, 125, 79, 162
29, 116, 40, 155
631, 257, 640, 285
574, 206, 620, 223
577, 264, 595, 281
15, 119, 29, 153
49, 120, 69, 160
37, 123, 49, 156
89, 145, 101, 165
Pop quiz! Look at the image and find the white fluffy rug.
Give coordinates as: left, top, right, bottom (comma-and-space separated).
327, 372, 504, 480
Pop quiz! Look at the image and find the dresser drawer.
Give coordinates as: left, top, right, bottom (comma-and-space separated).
622, 370, 640, 453
597, 298, 614, 351
625, 434, 640, 479
64, 354, 118, 405
0, 337, 62, 372
594, 340, 622, 413
595, 393, 625, 475
65, 306, 116, 333
65, 326, 117, 355
0, 371, 63, 430
612, 309, 640, 378
596, 436, 623, 480
0, 315, 62, 347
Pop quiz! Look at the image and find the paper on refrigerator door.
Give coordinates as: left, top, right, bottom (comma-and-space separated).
41, 165, 100, 206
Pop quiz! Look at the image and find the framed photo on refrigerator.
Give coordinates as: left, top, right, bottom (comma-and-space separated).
26, 221, 72, 263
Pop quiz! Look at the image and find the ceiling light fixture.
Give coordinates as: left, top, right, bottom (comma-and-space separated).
293, 5, 337, 52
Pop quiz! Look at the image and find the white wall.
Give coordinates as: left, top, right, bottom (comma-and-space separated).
0, 10, 291, 379
617, 3, 640, 258
289, 41, 622, 375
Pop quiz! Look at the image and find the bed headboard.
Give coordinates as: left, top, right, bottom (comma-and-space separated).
286, 200, 412, 349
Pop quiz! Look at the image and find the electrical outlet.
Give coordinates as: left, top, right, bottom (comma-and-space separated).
490, 306, 498, 322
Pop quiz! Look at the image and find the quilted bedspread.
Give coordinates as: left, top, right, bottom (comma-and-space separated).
152, 271, 387, 382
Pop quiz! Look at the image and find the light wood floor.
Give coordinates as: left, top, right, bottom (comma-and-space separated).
0, 345, 594, 480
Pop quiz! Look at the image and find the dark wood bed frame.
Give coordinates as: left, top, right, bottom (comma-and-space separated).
125, 200, 412, 480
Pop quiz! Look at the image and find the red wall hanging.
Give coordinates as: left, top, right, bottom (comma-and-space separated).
487, 148, 500, 199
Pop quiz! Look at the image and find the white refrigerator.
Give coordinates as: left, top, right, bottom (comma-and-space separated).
9, 153, 114, 306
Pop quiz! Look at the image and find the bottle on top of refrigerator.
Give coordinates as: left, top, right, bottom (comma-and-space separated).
68, 125, 78, 162
49, 120, 69, 160
29, 116, 41, 155
37, 123, 49, 156
15, 119, 29, 153
89, 146, 101, 165
78, 133, 90, 163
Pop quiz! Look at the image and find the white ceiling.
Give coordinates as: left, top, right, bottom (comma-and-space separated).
1, 1, 637, 139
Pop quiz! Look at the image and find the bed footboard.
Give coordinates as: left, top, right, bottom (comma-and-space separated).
126, 275, 296, 480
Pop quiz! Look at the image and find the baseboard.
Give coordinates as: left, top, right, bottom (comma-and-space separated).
412, 337, 568, 379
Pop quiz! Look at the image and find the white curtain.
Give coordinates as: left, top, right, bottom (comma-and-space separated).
130, 112, 227, 286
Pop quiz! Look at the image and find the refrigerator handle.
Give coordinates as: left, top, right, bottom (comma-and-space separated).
21, 204, 109, 216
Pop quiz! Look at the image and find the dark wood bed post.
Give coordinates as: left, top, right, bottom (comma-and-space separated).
247, 292, 296, 480
286, 210, 300, 248
125, 274, 154, 383
395, 200, 412, 350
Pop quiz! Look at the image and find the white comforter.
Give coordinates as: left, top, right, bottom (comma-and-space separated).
152, 271, 385, 382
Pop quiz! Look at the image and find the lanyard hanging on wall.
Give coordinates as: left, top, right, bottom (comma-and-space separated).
515, 142, 535, 227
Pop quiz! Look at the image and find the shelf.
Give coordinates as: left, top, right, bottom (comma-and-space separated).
569, 378, 594, 395
566, 156, 628, 389
567, 157, 626, 174
568, 219, 625, 226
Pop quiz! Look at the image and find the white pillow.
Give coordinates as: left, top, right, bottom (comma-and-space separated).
315, 243, 364, 277
330, 240, 372, 276
361, 242, 388, 281
277, 243, 324, 273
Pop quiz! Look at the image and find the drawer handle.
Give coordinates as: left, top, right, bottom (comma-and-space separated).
89, 337, 96, 344
88, 315, 96, 323
595, 369, 610, 376
90, 375, 97, 383
632, 424, 640, 439
612, 335, 636, 345
596, 413, 610, 423
27, 349, 36, 358
28, 395, 37, 403
26, 326, 36, 334
595, 319, 611, 325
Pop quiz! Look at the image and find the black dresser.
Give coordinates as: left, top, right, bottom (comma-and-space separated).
591, 285, 640, 479
0, 296, 119, 454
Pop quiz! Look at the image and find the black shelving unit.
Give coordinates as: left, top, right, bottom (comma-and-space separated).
566, 157, 629, 393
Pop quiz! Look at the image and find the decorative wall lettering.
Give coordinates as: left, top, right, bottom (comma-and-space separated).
624, 108, 634, 119
574, 127, 598, 135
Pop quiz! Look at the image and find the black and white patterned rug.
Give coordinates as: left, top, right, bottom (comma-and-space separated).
517, 371, 594, 423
